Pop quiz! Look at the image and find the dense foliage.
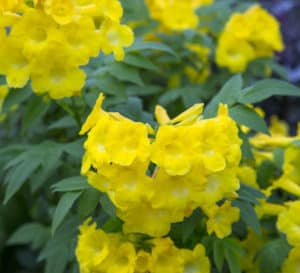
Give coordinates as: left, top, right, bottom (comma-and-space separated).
1, 1, 300, 273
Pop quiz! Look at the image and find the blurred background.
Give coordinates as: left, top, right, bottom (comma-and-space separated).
260, 0, 300, 133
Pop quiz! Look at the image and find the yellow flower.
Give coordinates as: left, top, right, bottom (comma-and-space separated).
151, 237, 182, 273
216, 32, 254, 72
145, 0, 214, 32
151, 125, 198, 175
135, 250, 152, 273
216, 4, 283, 72
101, 242, 136, 273
43, 0, 75, 25
151, 168, 206, 211
0, 43, 30, 88
99, 18, 134, 61
0, 0, 22, 12
180, 244, 210, 273
119, 199, 182, 237
0, 84, 8, 113
79, 93, 105, 135
204, 201, 240, 238
281, 247, 300, 273
277, 201, 300, 247
0, 0, 134, 98
76, 219, 111, 272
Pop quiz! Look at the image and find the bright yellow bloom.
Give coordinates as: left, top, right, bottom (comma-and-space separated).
99, 18, 134, 61
81, 94, 242, 237
151, 238, 182, 273
180, 244, 210, 273
135, 251, 152, 273
0, 0, 22, 12
0, 0, 134, 98
281, 247, 300, 273
205, 201, 240, 238
216, 4, 283, 72
76, 220, 111, 272
277, 201, 300, 247
0, 84, 8, 113
145, 0, 214, 31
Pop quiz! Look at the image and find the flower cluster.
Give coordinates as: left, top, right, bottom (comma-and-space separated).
145, 0, 214, 31
0, 0, 133, 98
80, 93, 241, 237
76, 219, 210, 273
216, 4, 284, 72
238, 114, 300, 273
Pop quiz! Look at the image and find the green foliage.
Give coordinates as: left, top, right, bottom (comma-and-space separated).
0, 1, 299, 273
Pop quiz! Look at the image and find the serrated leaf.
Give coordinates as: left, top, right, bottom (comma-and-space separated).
213, 239, 225, 272
99, 193, 116, 218
51, 192, 81, 234
126, 85, 162, 96
124, 53, 159, 71
204, 74, 243, 118
256, 238, 291, 273
223, 238, 245, 273
127, 39, 177, 56
229, 104, 269, 134
7, 223, 49, 249
239, 79, 300, 104
4, 159, 41, 204
45, 247, 68, 273
52, 176, 89, 192
21, 95, 50, 133
158, 88, 182, 106
77, 188, 101, 219
39, 218, 78, 261
108, 63, 144, 86
95, 74, 126, 96
48, 116, 77, 130
239, 130, 254, 162
224, 247, 241, 273
232, 199, 261, 236
3, 86, 31, 112
237, 184, 265, 205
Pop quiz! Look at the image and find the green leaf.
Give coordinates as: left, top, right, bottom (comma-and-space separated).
239, 79, 300, 104
21, 95, 50, 133
126, 85, 162, 96
48, 116, 77, 130
224, 247, 241, 273
256, 238, 291, 273
4, 159, 41, 204
51, 192, 81, 234
239, 130, 254, 162
99, 193, 116, 218
204, 74, 243, 118
158, 88, 182, 106
108, 63, 144, 86
229, 104, 269, 134
77, 188, 101, 219
124, 53, 159, 71
237, 184, 265, 205
52, 176, 89, 192
7, 223, 49, 249
39, 218, 78, 261
127, 39, 177, 56
232, 199, 261, 236
45, 247, 69, 273
2, 86, 31, 112
95, 74, 126, 96
213, 239, 225, 272
223, 238, 245, 273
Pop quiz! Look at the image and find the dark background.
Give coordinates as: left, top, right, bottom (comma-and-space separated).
260, 0, 300, 133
